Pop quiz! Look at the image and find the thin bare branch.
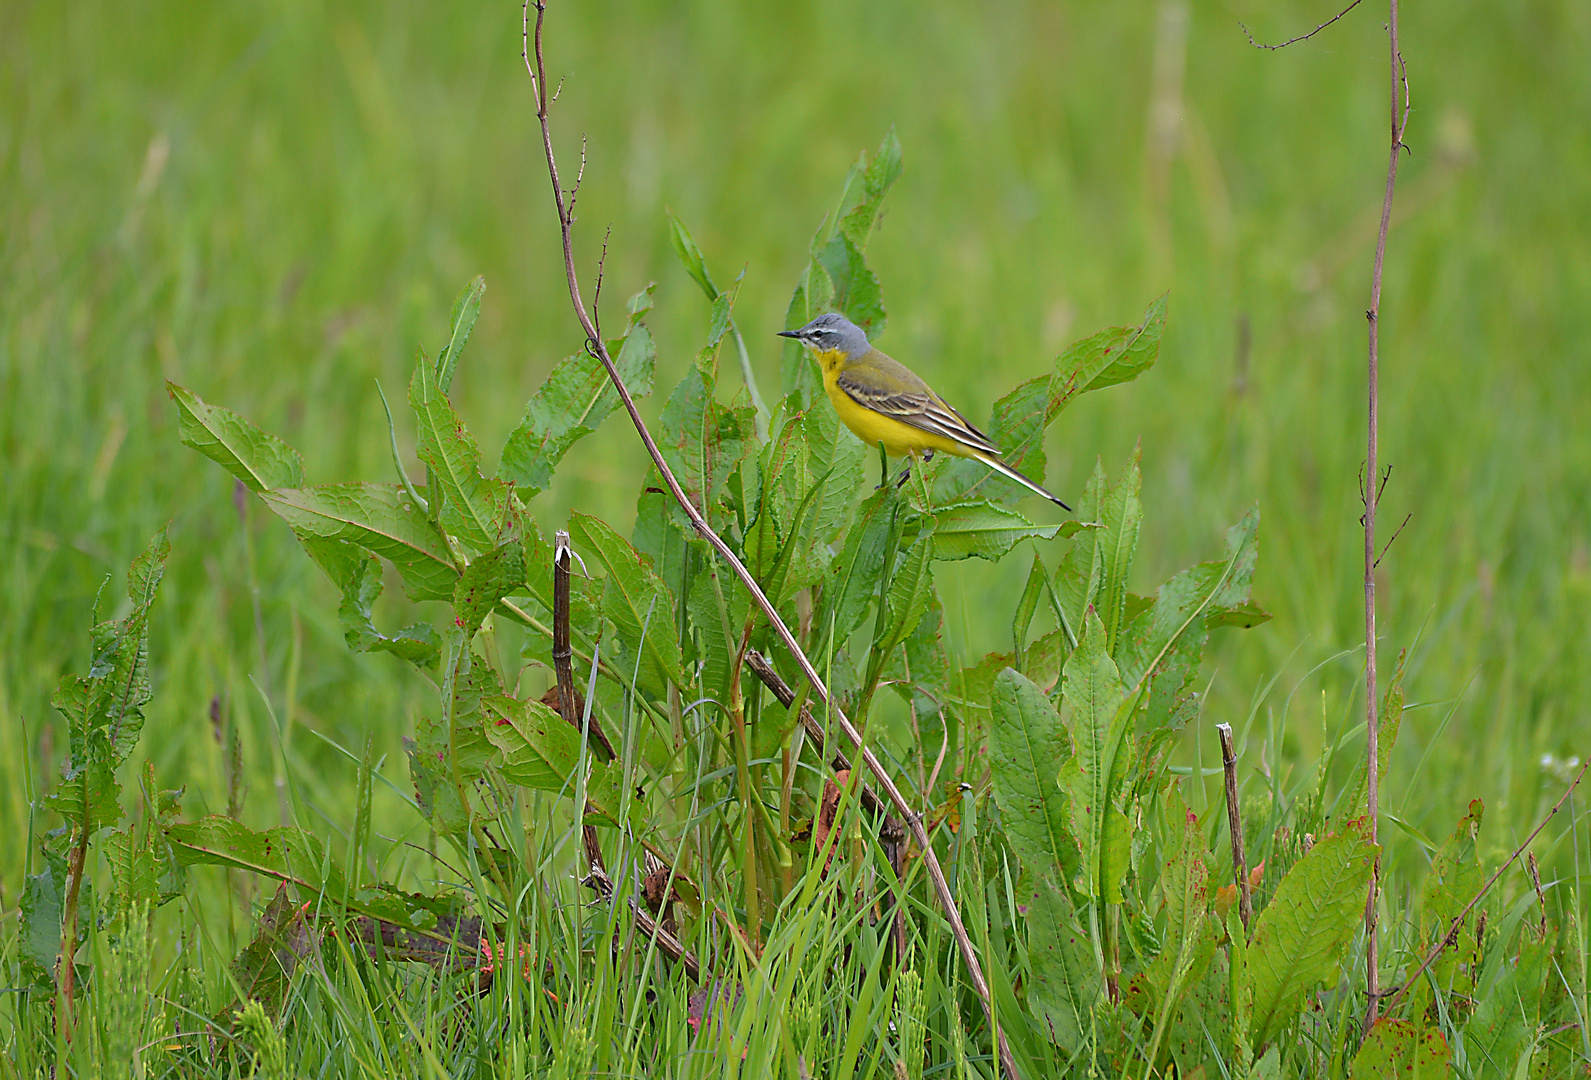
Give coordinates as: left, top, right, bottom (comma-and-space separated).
522, 7, 1014, 1074
1240, 0, 1365, 50
1374, 513, 1412, 568
1362, 0, 1406, 1026
1384, 760, 1587, 1011
567, 134, 588, 221
593, 225, 612, 341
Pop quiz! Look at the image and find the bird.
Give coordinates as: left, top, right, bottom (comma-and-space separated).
779, 312, 1071, 510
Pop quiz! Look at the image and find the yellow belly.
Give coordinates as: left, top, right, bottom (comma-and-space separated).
821, 366, 974, 460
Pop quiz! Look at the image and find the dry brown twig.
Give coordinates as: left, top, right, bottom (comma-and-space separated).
1240, 0, 1365, 51
1217, 724, 1253, 933
1360, 0, 1407, 1026
521, 4, 1015, 1074
1244, 0, 1409, 1026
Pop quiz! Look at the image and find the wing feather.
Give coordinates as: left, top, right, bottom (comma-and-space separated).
835, 371, 1001, 455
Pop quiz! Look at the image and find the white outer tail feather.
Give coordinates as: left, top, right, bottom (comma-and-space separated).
973, 451, 1072, 511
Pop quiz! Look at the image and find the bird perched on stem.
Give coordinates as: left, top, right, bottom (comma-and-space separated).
780, 312, 1070, 510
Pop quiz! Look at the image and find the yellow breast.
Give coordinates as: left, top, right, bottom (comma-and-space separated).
815, 349, 972, 460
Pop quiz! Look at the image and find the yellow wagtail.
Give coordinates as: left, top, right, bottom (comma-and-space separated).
779, 312, 1071, 510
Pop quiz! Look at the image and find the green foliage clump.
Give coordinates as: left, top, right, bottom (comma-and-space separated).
8, 128, 1587, 1080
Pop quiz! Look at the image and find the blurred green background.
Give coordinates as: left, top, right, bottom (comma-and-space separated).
3, 0, 1589, 903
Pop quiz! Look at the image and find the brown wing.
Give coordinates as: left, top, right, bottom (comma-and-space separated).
835, 368, 1001, 456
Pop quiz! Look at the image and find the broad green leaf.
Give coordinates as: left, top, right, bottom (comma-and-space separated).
436, 275, 485, 393
166, 818, 453, 938
931, 500, 1060, 562
1207, 599, 1272, 629
816, 233, 885, 337
989, 668, 1079, 885
748, 422, 830, 603
429, 640, 505, 781
1349, 1019, 1452, 1080
1022, 628, 1070, 691
838, 127, 904, 248
20, 858, 66, 987
1117, 508, 1260, 689
567, 513, 683, 698
1095, 446, 1142, 654
1408, 800, 1486, 1015
104, 828, 162, 911
404, 732, 469, 834
815, 486, 899, 650
948, 630, 1068, 741
43, 759, 123, 831
874, 526, 935, 660
781, 261, 835, 406
904, 595, 950, 693
49, 528, 170, 785
168, 382, 305, 492
1062, 293, 1168, 397
167, 817, 346, 896
1012, 554, 1047, 657
479, 695, 628, 825
1165, 949, 1234, 1077
1152, 787, 1213, 985
781, 132, 901, 402
301, 538, 440, 668
1117, 509, 1260, 755
1137, 786, 1220, 1072
656, 366, 758, 527
694, 274, 742, 378
1020, 876, 1100, 1054
1052, 463, 1109, 644
668, 213, 719, 301
1464, 934, 1550, 1080
224, 885, 301, 1016
498, 322, 657, 497
1242, 825, 1378, 1047
887, 593, 951, 727
936, 295, 1167, 505
452, 539, 527, 634
409, 350, 513, 553
102, 527, 169, 763
632, 483, 690, 603
798, 402, 867, 546
1057, 611, 1132, 901
687, 556, 751, 700
262, 482, 457, 602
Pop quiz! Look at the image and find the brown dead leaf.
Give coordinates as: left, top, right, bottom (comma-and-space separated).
814, 771, 849, 877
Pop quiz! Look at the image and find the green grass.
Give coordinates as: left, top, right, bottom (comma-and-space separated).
3, 0, 1590, 1074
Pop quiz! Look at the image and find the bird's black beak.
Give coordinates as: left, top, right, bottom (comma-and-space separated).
776, 329, 802, 339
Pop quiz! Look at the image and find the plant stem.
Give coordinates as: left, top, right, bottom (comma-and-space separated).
54, 820, 88, 1042
1363, 0, 1405, 1025
1217, 723, 1253, 933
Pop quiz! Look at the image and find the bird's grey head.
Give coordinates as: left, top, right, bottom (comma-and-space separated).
777, 312, 870, 359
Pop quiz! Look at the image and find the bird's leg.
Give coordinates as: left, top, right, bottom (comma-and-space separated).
894, 465, 912, 489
